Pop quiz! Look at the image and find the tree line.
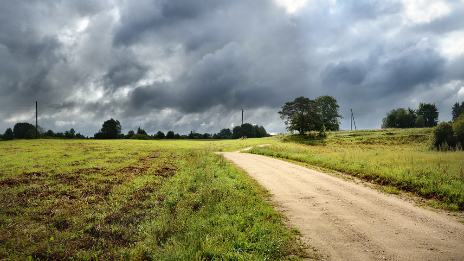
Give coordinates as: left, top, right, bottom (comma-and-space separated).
1, 119, 268, 141
382, 101, 464, 129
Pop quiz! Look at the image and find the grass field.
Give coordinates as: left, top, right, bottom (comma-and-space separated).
0, 138, 313, 260
247, 128, 464, 211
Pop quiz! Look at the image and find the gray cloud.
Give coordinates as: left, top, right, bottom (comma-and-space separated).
1, 0, 464, 136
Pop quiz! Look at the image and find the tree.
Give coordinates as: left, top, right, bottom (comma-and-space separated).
453, 114, 464, 147
126, 130, 135, 139
452, 102, 464, 122
13, 122, 35, 139
156, 131, 165, 139
96, 118, 122, 139
381, 108, 416, 128
278, 96, 321, 134
415, 115, 425, 128
137, 127, 147, 135
241, 123, 256, 138
166, 131, 175, 139
431, 122, 455, 150
45, 130, 55, 137
417, 103, 439, 127
188, 131, 195, 139
315, 95, 343, 131
232, 126, 242, 139
217, 128, 232, 139
3, 128, 14, 140
258, 126, 268, 137
70, 128, 75, 138
25, 128, 36, 139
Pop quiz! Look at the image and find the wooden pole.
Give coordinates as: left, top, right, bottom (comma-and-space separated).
36, 101, 38, 139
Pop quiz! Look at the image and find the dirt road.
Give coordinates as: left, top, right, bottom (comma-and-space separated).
217, 151, 464, 260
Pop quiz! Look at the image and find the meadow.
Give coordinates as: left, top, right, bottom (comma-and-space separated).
0, 138, 311, 260
247, 128, 464, 211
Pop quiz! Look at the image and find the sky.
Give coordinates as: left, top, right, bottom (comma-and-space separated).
1, 0, 464, 136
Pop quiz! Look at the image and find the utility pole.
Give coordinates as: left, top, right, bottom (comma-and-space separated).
350, 109, 357, 131
36, 101, 38, 139
241, 109, 244, 126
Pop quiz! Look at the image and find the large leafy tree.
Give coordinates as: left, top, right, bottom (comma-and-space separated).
278, 96, 321, 134
13, 122, 35, 139
241, 123, 256, 138
417, 103, 439, 127
232, 126, 242, 139
96, 118, 122, 139
315, 95, 343, 131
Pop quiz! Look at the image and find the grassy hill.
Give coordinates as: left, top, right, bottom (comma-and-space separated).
247, 128, 464, 211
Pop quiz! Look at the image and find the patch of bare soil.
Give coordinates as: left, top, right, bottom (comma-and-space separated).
217, 151, 464, 261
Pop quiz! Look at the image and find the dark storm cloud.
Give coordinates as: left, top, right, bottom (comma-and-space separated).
1, 0, 464, 136
103, 52, 149, 90
113, 0, 227, 47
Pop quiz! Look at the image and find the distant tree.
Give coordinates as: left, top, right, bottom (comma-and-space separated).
201, 133, 210, 139
25, 128, 36, 139
45, 130, 55, 138
166, 131, 175, 139
70, 128, 75, 138
174, 133, 181, 139
55, 132, 65, 139
232, 126, 242, 139
95, 118, 122, 139
381, 108, 416, 128
137, 127, 147, 135
217, 128, 232, 139
13, 122, 35, 139
188, 131, 195, 139
453, 114, 464, 147
75, 133, 85, 139
130, 134, 151, 140
315, 95, 343, 131
126, 130, 135, 139
156, 131, 165, 139
241, 123, 256, 138
414, 115, 425, 128
3, 128, 14, 140
278, 96, 321, 134
258, 126, 268, 137
65, 130, 71, 139
452, 102, 464, 122
417, 103, 439, 127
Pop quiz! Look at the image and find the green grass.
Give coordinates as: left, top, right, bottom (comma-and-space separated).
247, 129, 464, 211
0, 138, 311, 260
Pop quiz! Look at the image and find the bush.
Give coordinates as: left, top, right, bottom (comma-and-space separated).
2, 128, 14, 140
130, 134, 151, 140
453, 114, 464, 147
431, 122, 456, 150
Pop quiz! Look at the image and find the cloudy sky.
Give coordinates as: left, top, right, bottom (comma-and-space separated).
1, 0, 464, 136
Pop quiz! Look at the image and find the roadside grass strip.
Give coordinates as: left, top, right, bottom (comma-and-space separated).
0, 139, 307, 260
246, 129, 464, 211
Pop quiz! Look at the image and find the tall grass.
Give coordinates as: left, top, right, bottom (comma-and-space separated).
247, 129, 464, 211
0, 139, 308, 260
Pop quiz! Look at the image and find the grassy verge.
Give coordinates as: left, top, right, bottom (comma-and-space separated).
0, 139, 309, 260
246, 129, 464, 211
